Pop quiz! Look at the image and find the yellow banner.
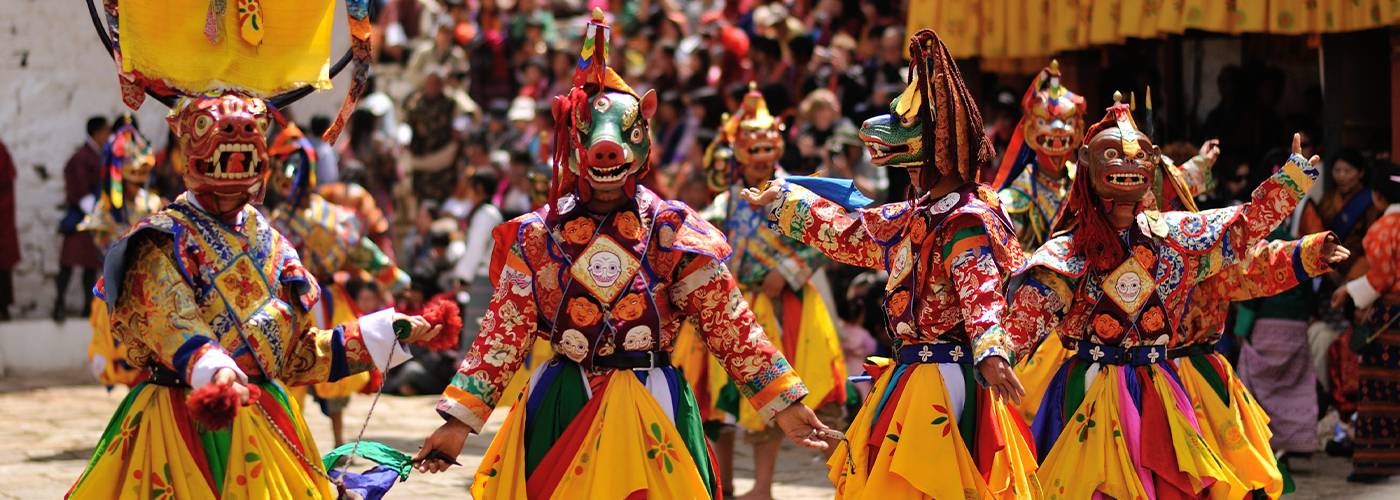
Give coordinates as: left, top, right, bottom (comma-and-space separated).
120, 0, 335, 96
908, 0, 1400, 58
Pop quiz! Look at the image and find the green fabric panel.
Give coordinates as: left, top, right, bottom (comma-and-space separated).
958, 364, 977, 454
674, 375, 718, 498
1234, 302, 1258, 339
1279, 454, 1296, 494
72, 382, 147, 491
716, 379, 742, 418
1187, 354, 1231, 408
702, 421, 725, 443
1065, 361, 1089, 424
523, 364, 589, 478
321, 441, 413, 480
942, 226, 988, 257
200, 426, 231, 493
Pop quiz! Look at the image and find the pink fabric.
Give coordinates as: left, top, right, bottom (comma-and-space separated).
1116, 367, 1155, 499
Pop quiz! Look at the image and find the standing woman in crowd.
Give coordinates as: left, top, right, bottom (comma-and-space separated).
1333, 162, 1400, 483
1302, 148, 1383, 304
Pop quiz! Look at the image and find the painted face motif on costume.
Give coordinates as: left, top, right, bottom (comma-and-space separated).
1132, 246, 1156, 269
587, 251, 623, 288
167, 94, 272, 219
615, 212, 642, 240
622, 325, 654, 351
888, 289, 911, 315
1115, 272, 1142, 303
1141, 306, 1165, 332
558, 329, 590, 361
1092, 314, 1124, 341
1080, 104, 1158, 204
562, 217, 597, 245
611, 292, 645, 322
1022, 61, 1084, 176
567, 296, 603, 327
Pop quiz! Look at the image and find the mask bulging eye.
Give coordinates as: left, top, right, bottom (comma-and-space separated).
1103, 149, 1119, 160
194, 116, 213, 136
630, 127, 644, 144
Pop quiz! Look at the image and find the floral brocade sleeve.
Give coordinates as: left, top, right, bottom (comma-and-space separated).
436, 233, 540, 432
938, 216, 1014, 365
1005, 267, 1077, 363
764, 183, 887, 269
671, 253, 808, 422
1200, 153, 1319, 278
1211, 232, 1333, 302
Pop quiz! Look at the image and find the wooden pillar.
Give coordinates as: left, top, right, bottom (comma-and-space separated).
1391, 28, 1400, 157
1321, 34, 1344, 176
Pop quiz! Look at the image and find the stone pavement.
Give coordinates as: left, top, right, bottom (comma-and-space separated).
2, 375, 1398, 499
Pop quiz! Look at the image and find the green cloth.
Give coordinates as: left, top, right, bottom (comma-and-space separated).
521, 362, 718, 498
321, 441, 413, 480
523, 364, 589, 477
1065, 361, 1090, 424
674, 374, 719, 497
1187, 354, 1231, 408
958, 364, 978, 454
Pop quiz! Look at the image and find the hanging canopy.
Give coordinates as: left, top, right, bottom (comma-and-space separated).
908, 0, 1400, 59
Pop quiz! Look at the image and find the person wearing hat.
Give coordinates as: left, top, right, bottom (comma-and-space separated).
413, 12, 829, 498
744, 30, 1039, 500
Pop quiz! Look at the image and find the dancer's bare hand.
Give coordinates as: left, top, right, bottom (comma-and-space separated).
1292, 133, 1321, 166
740, 180, 786, 206
1198, 139, 1221, 166
1322, 234, 1351, 264
1331, 285, 1352, 309
413, 419, 470, 474
775, 404, 832, 450
978, 356, 1024, 406
212, 368, 251, 405
395, 313, 443, 344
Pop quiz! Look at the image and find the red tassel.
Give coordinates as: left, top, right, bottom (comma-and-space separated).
414, 295, 463, 352
359, 368, 384, 394
186, 382, 261, 430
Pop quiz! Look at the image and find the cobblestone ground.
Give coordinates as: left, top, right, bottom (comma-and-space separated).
2, 374, 1397, 499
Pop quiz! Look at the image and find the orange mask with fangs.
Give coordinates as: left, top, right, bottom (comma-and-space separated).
168, 94, 273, 221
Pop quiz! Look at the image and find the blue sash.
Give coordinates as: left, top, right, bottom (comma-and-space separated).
1331, 189, 1374, 240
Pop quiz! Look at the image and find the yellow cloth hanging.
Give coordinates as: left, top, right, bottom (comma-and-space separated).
1012, 339, 1075, 424
905, 0, 1400, 58
1175, 353, 1283, 499
119, 0, 335, 96
829, 361, 1040, 500
471, 370, 711, 500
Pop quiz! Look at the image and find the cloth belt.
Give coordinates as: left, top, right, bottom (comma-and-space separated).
896, 342, 973, 365
593, 351, 672, 370
1166, 342, 1215, 359
1074, 340, 1168, 366
146, 364, 270, 388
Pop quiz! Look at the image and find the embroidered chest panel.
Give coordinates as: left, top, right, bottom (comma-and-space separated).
271, 195, 362, 280
880, 185, 1018, 344
151, 201, 314, 374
